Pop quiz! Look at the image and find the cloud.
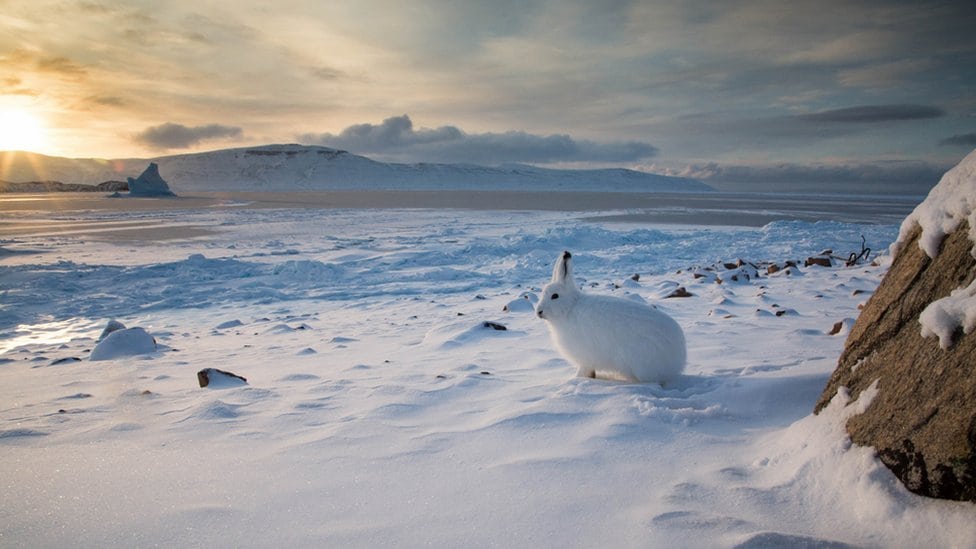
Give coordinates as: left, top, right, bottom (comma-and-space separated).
796, 104, 945, 124
654, 160, 946, 193
87, 95, 127, 107
301, 115, 657, 164
133, 122, 243, 150
35, 56, 88, 78
939, 133, 976, 147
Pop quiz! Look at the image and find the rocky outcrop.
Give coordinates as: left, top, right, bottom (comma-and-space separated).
127, 162, 176, 196
0, 179, 127, 193
816, 158, 976, 501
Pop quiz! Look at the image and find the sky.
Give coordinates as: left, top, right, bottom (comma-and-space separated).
1, 0, 975, 192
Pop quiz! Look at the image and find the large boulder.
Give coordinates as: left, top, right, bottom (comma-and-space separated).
815, 149, 976, 501
126, 162, 176, 197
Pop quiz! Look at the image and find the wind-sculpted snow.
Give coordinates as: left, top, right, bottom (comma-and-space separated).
2, 205, 972, 548
0, 214, 897, 333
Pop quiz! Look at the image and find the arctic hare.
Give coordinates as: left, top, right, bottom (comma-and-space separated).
536, 251, 686, 384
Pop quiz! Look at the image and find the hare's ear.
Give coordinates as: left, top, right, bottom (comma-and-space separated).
551, 250, 573, 283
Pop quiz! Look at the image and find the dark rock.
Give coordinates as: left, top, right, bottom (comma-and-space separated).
483, 321, 507, 331
665, 286, 693, 298
197, 368, 248, 388
828, 321, 844, 335
804, 256, 833, 268
815, 222, 976, 502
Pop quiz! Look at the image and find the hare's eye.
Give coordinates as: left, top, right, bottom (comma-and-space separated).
551, 293, 559, 300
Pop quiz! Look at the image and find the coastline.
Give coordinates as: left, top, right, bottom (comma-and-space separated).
0, 189, 918, 224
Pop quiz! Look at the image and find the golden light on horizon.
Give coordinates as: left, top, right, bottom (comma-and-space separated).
0, 107, 49, 153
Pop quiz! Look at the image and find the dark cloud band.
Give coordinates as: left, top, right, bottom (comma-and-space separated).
674, 160, 946, 189
797, 104, 945, 124
301, 115, 657, 164
939, 133, 976, 147
134, 122, 243, 150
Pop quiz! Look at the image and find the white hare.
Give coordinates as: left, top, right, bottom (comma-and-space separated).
536, 251, 686, 384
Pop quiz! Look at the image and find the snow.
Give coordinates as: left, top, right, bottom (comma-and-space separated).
89, 326, 157, 361
919, 280, 976, 349
1, 145, 710, 193
1, 194, 974, 547
893, 147, 976, 260
893, 148, 976, 349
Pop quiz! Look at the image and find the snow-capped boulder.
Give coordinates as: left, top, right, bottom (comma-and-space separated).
126, 162, 176, 197
502, 292, 538, 313
197, 368, 248, 388
90, 327, 157, 361
816, 148, 976, 502
97, 319, 127, 342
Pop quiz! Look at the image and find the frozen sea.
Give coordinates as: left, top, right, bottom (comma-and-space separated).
1, 190, 973, 548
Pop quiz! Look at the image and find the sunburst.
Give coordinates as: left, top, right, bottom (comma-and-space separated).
0, 108, 48, 153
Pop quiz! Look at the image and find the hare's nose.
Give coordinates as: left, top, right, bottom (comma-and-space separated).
536, 309, 544, 318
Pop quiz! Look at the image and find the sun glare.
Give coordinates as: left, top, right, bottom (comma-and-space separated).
0, 108, 48, 153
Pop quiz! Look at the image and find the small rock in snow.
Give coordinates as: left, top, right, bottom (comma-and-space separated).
197, 368, 248, 388
665, 286, 694, 298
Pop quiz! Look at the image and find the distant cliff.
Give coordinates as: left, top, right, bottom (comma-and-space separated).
0, 179, 127, 193
0, 145, 711, 193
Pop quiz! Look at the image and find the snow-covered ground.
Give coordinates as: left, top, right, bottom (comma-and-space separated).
1, 194, 974, 547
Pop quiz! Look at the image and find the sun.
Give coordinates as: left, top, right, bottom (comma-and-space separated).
0, 108, 49, 152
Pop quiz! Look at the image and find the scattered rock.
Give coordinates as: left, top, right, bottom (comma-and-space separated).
197, 368, 248, 388
665, 286, 693, 298
805, 256, 833, 268
482, 321, 507, 331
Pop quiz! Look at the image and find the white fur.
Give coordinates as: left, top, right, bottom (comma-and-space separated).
536, 251, 686, 384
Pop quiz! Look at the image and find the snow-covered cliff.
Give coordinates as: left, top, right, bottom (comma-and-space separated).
0, 145, 711, 193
